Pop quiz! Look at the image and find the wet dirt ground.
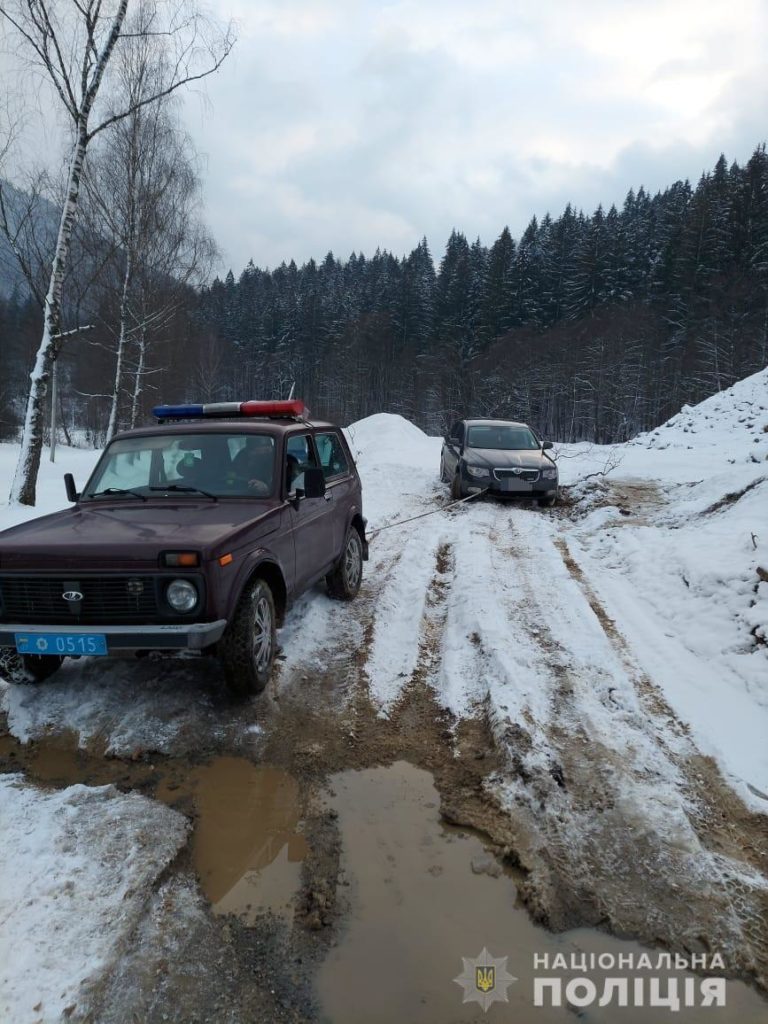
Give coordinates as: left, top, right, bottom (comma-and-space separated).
2, 495, 768, 1022
3, 668, 768, 1023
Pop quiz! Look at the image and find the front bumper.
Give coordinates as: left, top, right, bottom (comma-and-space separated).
462, 472, 558, 497
488, 481, 557, 497
0, 620, 227, 652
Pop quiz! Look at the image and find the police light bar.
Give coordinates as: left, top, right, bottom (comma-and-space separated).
153, 400, 306, 421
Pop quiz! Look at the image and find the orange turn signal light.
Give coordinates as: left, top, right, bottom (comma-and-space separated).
219, 553, 233, 567
162, 551, 200, 568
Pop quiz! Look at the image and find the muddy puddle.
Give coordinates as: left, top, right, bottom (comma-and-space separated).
317, 761, 768, 1024
3, 731, 767, 1023
157, 757, 308, 923
0, 733, 308, 925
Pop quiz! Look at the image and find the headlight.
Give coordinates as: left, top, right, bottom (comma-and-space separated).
542, 467, 558, 479
465, 464, 490, 478
166, 579, 198, 612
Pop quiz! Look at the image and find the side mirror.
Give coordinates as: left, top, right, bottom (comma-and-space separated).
302, 466, 326, 499
64, 473, 80, 503
542, 440, 553, 450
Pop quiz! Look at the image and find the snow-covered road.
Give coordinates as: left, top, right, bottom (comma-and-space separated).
1, 368, 767, 1019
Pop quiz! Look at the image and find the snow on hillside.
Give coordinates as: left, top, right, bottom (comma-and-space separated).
561, 371, 768, 801
634, 365, 768, 454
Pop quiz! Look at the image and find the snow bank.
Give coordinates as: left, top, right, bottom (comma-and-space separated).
0, 777, 188, 1024
345, 413, 442, 529
345, 412, 435, 467
565, 371, 768, 801
632, 366, 768, 454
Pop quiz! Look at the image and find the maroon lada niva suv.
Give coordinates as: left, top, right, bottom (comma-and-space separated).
0, 400, 368, 696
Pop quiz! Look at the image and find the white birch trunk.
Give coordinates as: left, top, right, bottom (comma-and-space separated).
106, 245, 134, 444
10, 123, 88, 505
8, 0, 129, 505
130, 324, 147, 429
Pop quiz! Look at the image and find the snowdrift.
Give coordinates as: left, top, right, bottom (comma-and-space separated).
633, 365, 768, 458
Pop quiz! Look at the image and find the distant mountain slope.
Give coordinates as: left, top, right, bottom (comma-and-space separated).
0, 179, 59, 300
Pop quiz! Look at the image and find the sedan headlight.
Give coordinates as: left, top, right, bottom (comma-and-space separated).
166, 578, 198, 613
542, 467, 558, 479
465, 464, 490, 479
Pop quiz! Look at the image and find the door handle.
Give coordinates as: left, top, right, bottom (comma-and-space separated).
324, 491, 333, 501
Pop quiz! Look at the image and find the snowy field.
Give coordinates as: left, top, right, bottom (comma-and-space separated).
1, 369, 767, 1019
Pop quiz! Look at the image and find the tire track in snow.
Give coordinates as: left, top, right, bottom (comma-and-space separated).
480, 509, 768, 989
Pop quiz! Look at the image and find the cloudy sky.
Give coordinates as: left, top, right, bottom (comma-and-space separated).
181, 0, 768, 274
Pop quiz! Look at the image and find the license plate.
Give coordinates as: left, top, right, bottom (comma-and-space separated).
15, 632, 108, 656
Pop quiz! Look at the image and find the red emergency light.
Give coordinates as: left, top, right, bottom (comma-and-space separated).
240, 400, 306, 418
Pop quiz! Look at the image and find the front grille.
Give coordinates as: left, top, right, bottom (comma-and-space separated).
0, 575, 159, 624
493, 468, 540, 482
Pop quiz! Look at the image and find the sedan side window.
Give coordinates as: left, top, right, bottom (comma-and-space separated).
286, 434, 319, 494
315, 431, 349, 480
449, 422, 464, 444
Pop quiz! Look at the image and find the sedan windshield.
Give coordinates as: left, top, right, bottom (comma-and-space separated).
84, 433, 276, 499
466, 425, 539, 450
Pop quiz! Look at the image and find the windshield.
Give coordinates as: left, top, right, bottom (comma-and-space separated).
466, 425, 539, 450
84, 433, 276, 499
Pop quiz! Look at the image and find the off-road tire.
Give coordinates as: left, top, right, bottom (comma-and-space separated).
0, 647, 64, 684
327, 526, 363, 601
538, 490, 558, 508
219, 579, 276, 697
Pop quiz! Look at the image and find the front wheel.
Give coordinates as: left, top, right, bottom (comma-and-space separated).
538, 490, 558, 508
219, 579, 276, 697
327, 526, 363, 600
440, 456, 449, 483
450, 472, 466, 500
0, 647, 64, 684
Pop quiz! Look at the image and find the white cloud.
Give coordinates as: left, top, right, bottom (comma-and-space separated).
183, 0, 768, 271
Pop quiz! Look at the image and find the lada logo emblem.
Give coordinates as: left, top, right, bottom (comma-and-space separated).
62, 590, 83, 602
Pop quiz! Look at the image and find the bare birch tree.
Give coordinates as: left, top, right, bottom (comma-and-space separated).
82, 9, 216, 442
0, 0, 234, 504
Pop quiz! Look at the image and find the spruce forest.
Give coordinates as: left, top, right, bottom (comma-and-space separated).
2, 145, 768, 444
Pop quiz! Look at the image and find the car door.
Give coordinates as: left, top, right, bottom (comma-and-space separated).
285, 432, 337, 592
314, 429, 354, 557
443, 421, 464, 477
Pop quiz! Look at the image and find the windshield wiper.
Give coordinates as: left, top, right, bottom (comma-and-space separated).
150, 484, 218, 501
88, 487, 148, 501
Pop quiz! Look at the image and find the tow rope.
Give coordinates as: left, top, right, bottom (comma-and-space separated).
367, 488, 489, 542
